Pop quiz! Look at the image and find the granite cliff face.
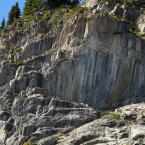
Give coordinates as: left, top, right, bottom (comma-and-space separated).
0, 0, 145, 144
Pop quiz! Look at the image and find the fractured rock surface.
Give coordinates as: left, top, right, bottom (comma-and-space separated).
0, 0, 145, 144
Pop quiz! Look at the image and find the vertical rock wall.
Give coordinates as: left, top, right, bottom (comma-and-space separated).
42, 13, 145, 108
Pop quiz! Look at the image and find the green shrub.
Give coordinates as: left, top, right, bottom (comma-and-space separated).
12, 47, 22, 53
121, 0, 134, 6
23, 141, 32, 145
111, 113, 121, 120
57, 132, 65, 137
65, 6, 87, 20
9, 60, 24, 65
23, 141, 37, 145
43, 11, 51, 21
43, 49, 50, 56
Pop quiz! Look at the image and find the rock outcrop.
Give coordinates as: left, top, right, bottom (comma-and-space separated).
57, 103, 145, 145
0, 0, 145, 144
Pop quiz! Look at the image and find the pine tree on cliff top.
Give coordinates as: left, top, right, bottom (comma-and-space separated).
0, 18, 5, 30
44, 0, 79, 8
23, 0, 40, 17
14, 2, 21, 19
7, 2, 21, 25
23, 0, 79, 16
8, 6, 15, 25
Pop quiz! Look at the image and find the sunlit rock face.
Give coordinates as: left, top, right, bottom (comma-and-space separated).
0, 123, 5, 144
86, 0, 98, 8
137, 14, 145, 33
42, 13, 145, 108
0, 9, 145, 110
0, 1, 145, 144
0, 11, 144, 109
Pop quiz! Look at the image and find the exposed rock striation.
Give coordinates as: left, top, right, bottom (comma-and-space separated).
0, 0, 145, 144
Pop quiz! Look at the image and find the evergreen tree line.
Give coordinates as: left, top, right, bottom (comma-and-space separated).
0, 0, 79, 32
23, 0, 79, 16
0, 2, 20, 31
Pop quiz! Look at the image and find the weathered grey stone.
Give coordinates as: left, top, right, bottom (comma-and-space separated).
0, 111, 11, 121
0, 61, 17, 86
22, 125, 37, 136
0, 1, 145, 144
130, 125, 145, 140
20, 36, 53, 59
86, 0, 99, 9
10, 70, 43, 94
39, 13, 145, 109
137, 14, 145, 33
36, 20, 50, 33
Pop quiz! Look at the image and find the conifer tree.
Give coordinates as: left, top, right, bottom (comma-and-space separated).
8, 6, 15, 25
23, 0, 79, 17
23, 0, 40, 17
7, 2, 21, 25
0, 18, 5, 32
0, 18, 5, 30
14, 2, 21, 19
44, 0, 79, 9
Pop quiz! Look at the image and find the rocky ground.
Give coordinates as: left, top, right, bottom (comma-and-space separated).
2, 97, 145, 145
58, 103, 145, 145
0, 0, 145, 144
